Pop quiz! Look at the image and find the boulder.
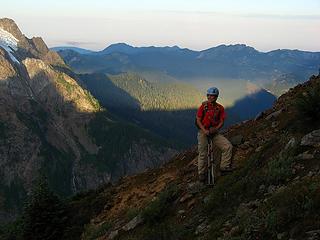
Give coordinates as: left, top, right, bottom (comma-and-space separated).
230, 135, 244, 146
301, 129, 320, 147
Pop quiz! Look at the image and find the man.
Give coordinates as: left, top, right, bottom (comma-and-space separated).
196, 87, 233, 184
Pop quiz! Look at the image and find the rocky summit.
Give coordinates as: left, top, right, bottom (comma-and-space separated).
0, 18, 176, 221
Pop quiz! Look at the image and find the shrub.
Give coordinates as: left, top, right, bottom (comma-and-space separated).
141, 221, 192, 240
266, 148, 296, 185
141, 184, 178, 225
82, 222, 112, 240
126, 207, 140, 221
295, 83, 320, 121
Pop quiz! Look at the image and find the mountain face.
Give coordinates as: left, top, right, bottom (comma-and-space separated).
79, 72, 204, 146
0, 18, 176, 221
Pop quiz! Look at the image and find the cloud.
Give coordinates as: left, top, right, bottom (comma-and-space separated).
64, 41, 97, 47
160, 10, 320, 20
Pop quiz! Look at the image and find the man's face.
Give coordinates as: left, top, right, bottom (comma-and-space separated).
207, 94, 218, 103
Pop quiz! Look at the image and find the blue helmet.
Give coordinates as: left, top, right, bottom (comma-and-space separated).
207, 87, 219, 96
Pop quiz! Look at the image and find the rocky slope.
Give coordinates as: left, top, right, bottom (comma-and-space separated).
0, 18, 176, 221
54, 74, 320, 240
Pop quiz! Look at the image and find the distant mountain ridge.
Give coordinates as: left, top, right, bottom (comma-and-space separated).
51, 46, 94, 54
54, 43, 320, 96
52, 42, 320, 55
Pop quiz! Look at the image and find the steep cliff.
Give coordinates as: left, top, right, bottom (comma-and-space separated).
0, 18, 176, 221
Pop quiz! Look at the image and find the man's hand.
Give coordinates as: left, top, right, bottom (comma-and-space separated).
202, 129, 210, 135
209, 127, 218, 135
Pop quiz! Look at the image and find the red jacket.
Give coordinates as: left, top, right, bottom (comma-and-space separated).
197, 101, 225, 129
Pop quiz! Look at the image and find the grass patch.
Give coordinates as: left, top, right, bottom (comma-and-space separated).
82, 222, 112, 240
233, 177, 320, 239
126, 207, 140, 221
266, 147, 297, 185
56, 73, 75, 94
141, 184, 179, 225
140, 220, 193, 240
206, 140, 301, 238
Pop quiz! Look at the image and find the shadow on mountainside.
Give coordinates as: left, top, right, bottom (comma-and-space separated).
78, 73, 277, 147
0, 62, 178, 221
225, 89, 277, 126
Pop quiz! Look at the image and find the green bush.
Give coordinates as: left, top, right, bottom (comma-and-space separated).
266, 148, 296, 185
82, 222, 112, 240
295, 83, 320, 121
140, 221, 192, 240
126, 207, 140, 221
141, 184, 178, 225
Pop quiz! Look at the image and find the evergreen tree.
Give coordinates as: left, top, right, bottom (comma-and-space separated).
21, 174, 68, 240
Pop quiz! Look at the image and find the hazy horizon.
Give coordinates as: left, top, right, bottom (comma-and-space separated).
51, 42, 320, 53
1, 0, 319, 52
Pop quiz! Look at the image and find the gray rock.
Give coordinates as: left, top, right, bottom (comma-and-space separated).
272, 121, 279, 128
307, 171, 315, 177
296, 151, 314, 160
203, 196, 210, 204
301, 129, 320, 147
265, 109, 283, 120
229, 226, 240, 236
230, 135, 244, 146
258, 184, 266, 193
293, 176, 301, 181
188, 182, 205, 194
122, 215, 143, 231
195, 222, 209, 235
180, 193, 193, 203
306, 229, 320, 235
255, 146, 263, 152
178, 210, 186, 215
109, 230, 119, 239
285, 138, 296, 150
267, 185, 277, 194
277, 232, 287, 239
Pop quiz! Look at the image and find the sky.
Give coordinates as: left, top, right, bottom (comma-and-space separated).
1, 0, 319, 52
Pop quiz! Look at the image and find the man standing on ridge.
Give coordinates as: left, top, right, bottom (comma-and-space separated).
196, 87, 233, 184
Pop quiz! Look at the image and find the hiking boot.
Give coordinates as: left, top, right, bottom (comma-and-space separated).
220, 166, 235, 175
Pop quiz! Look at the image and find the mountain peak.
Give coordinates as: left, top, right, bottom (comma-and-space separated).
0, 18, 24, 42
204, 44, 258, 53
101, 43, 135, 54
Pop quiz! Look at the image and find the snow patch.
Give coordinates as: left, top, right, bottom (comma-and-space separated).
0, 27, 19, 64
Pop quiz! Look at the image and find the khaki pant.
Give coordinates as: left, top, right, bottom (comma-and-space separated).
197, 131, 233, 176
